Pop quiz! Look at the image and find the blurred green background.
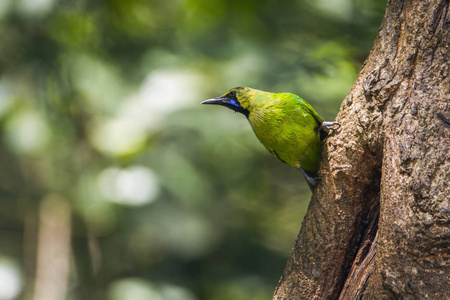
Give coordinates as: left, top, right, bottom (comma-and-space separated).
0, 0, 385, 299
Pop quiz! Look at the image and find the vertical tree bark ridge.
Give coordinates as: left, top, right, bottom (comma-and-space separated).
273, 0, 450, 299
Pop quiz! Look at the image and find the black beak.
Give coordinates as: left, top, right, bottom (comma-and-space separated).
201, 95, 250, 118
201, 97, 226, 105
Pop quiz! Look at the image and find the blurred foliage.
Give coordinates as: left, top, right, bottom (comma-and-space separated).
0, 0, 386, 299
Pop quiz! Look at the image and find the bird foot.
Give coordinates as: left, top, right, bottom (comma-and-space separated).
319, 121, 340, 141
322, 121, 340, 132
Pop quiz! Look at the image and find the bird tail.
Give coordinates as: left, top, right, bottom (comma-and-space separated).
299, 168, 318, 191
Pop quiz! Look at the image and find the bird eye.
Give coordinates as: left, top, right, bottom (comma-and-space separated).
229, 91, 237, 98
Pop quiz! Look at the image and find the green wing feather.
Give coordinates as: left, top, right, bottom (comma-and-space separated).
297, 98, 324, 126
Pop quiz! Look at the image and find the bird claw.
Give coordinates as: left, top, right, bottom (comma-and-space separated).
319, 121, 340, 141
322, 121, 340, 130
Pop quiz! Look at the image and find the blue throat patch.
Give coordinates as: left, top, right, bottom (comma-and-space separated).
228, 99, 240, 107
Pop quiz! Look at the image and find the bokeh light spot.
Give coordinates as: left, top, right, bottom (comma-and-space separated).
0, 258, 22, 300
107, 278, 162, 300
5, 109, 50, 155
97, 166, 159, 206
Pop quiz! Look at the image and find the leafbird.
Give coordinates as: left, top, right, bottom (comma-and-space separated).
202, 87, 339, 190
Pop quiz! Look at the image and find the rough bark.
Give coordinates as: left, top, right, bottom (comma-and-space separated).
273, 0, 450, 299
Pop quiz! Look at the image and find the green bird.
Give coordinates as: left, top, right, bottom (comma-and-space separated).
201, 87, 339, 190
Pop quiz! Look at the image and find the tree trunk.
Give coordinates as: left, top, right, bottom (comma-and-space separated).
273, 0, 450, 299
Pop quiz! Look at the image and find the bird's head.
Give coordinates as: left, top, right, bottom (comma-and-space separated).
201, 87, 261, 118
